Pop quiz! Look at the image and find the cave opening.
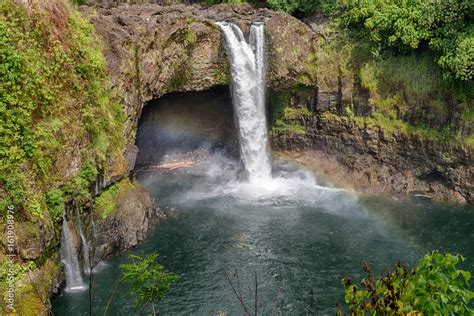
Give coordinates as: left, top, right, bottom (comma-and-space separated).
135, 86, 240, 169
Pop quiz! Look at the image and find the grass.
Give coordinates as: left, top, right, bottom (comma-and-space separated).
272, 120, 306, 134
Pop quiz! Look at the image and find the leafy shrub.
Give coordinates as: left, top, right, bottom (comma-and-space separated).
93, 179, 134, 219
199, 0, 336, 15
120, 253, 178, 313
341, 251, 474, 315
45, 189, 65, 222
266, 0, 318, 14
93, 183, 119, 219
341, 0, 474, 81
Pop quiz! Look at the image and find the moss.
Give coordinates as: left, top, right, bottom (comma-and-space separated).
4, 256, 61, 315
212, 61, 230, 85
318, 23, 472, 145
268, 91, 290, 125
325, 110, 459, 146
272, 120, 306, 134
282, 107, 311, 120
464, 136, 474, 150
184, 28, 195, 47
94, 179, 135, 219
168, 66, 192, 92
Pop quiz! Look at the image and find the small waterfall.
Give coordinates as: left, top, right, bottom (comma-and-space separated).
75, 208, 91, 274
60, 216, 86, 291
217, 22, 272, 183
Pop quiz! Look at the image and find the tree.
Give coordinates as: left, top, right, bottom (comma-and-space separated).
120, 253, 178, 315
341, 0, 474, 81
340, 251, 474, 315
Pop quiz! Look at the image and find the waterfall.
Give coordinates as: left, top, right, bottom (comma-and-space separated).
217, 22, 272, 183
60, 216, 86, 291
75, 208, 91, 274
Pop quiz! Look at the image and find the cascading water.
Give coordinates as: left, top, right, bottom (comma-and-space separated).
75, 208, 91, 274
217, 22, 272, 183
60, 216, 86, 291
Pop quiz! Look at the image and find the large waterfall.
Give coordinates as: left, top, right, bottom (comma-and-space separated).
217, 22, 272, 183
60, 217, 86, 291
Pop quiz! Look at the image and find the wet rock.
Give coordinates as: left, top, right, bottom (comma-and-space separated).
94, 180, 158, 257
10, 221, 55, 261
271, 114, 473, 204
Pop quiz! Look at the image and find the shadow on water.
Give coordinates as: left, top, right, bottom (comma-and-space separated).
53, 88, 474, 315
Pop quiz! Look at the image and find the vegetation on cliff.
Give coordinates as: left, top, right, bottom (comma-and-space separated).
0, 0, 126, 312
270, 0, 473, 148
341, 0, 473, 82
0, 0, 125, 221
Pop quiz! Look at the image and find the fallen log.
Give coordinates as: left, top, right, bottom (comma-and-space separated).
134, 161, 194, 172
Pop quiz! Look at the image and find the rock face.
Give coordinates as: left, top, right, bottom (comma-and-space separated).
89, 3, 317, 169
94, 180, 159, 257
271, 114, 473, 204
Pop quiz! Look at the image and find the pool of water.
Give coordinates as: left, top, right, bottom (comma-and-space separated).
52, 154, 474, 315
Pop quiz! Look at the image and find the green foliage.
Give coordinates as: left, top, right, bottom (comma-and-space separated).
93, 179, 134, 219
120, 253, 178, 312
341, 251, 474, 315
269, 91, 310, 134
273, 120, 306, 134
266, 0, 318, 14
45, 189, 65, 222
0, 260, 37, 291
344, 106, 355, 118
269, 92, 290, 126
72, 160, 98, 203
93, 183, 119, 219
202, 0, 251, 4
341, 0, 474, 81
184, 28, 195, 46
0, 0, 125, 219
464, 135, 474, 149
282, 106, 310, 119
200, 0, 338, 15
212, 62, 229, 84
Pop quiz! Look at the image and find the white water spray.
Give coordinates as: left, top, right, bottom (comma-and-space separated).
217, 22, 272, 183
75, 208, 91, 274
60, 216, 86, 291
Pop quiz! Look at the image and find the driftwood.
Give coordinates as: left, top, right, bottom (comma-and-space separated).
135, 161, 194, 172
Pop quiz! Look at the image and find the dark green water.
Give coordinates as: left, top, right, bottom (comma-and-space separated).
52, 156, 474, 315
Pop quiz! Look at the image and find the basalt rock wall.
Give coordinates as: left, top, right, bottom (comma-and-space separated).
271, 114, 473, 204
89, 3, 318, 170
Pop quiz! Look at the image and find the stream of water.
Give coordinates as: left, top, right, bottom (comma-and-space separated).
60, 216, 86, 292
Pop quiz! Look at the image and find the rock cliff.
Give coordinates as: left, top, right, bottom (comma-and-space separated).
89, 3, 318, 170
271, 113, 473, 204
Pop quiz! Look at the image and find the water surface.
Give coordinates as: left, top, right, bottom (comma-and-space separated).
53, 156, 474, 315
53, 83, 474, 315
